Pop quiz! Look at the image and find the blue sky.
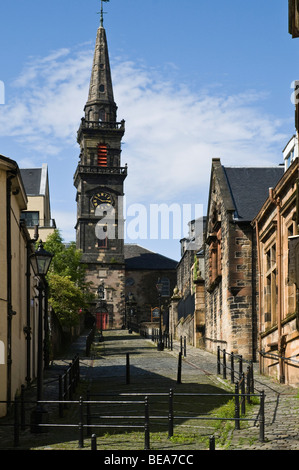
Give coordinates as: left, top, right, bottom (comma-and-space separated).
0, 0, 298, 261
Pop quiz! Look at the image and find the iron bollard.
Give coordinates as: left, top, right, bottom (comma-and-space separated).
246, 366, 251, 404
126, 353, 130, 384
183, 336, 186, 357
69, 364, 73, 400
14, 398, 20, 447
74, 354, 80, 388
223, 349, 227, 380
21, 385, 26, 431
59, 375, 64, 417
250, 361, 254, 393
86, 390, 91, 436
209, 436, 215, 450
217, 346, 221, 375
144, 397, 150, 450
234, 383, 240, 430
259, 390, 265, 442
91, 434, 97, 450
168, 389, 174, 438
63, 373, 68, 409
239, 355, 243, 376
241, 373, 246, 415
231, 352, 234, 383
177, 352, 182, 384
78, 396, 84, 448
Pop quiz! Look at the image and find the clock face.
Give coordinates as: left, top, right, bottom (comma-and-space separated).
92, 192, 113, 208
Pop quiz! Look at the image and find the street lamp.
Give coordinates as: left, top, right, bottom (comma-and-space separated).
30, 240, 53, 278
156, 279, 164, 351
30, 241, 53, 433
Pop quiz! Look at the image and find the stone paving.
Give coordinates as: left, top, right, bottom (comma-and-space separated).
0, 328, 298, 451
178, 337, 299, 450
71, 329, 299, 451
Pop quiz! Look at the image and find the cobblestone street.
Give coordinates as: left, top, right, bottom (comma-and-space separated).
46, 329, 299, 451
0, 329, 298, 451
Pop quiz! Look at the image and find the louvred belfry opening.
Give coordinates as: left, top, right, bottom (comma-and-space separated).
97, 144, 108, 166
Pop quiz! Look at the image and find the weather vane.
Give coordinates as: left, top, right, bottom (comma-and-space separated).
99, 0, 110, 27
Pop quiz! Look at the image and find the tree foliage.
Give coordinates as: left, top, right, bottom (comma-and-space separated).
43, 229, 93, 328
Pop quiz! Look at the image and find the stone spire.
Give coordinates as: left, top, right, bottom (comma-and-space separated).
84, 23, 117, 123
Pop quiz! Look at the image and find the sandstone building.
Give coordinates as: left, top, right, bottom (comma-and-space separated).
20, 163, 56, 242
0, 155, 39, 417
253, 139, 299, 386
205, 158, 284, 360
124, 244, 177, 330
169, 218, 206, 347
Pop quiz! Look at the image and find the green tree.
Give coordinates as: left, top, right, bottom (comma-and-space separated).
43, 229, 94, 329
47, 273, 87, 329
44, 230, 86, 287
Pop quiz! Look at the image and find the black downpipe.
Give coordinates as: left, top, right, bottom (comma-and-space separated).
25, 224, 38, 384
251, 228, 257, 363
6, 174, 14, 406
25, 240, 32, 386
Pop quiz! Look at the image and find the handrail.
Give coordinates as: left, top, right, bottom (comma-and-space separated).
259, 350, 299, 366
2, 385, 264, 450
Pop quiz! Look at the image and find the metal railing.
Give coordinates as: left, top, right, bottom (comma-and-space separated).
217, 346, 255, 391
58, 354, 80, 417
83, 386, 265, 449
2, 353, 265, 450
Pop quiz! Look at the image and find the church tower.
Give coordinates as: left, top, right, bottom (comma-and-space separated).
74, 8, 127, 328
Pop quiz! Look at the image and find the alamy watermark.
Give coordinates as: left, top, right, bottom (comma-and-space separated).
95, 198, 204, 251
291, 80, 299, 105
0, 81, 4, 105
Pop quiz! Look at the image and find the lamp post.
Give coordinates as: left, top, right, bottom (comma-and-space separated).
156, 279, 164, 351
30, 241, 53, 432
127, 293, 136, 333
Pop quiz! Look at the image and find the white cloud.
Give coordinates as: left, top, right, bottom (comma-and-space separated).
0, 44, 288, 236
0, 45, 93, 154
112, 60, 286, 205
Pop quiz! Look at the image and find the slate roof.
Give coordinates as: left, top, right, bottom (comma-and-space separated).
223, 166, 284, 222
20, 168, 42, 196
124, 244, 178, 270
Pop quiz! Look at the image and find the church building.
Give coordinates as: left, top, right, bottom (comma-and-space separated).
74, 11, 127, 329
74, 8, 177, 330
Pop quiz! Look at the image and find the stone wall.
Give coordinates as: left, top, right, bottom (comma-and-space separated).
205, 167, 256, 360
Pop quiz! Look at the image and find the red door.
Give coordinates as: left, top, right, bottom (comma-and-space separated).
96, 312, 108, 330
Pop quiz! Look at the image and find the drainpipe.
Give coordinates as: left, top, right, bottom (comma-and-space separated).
25, 240, 32, 386
24, 225, 38, 386
269, 188, 284, 383
251, 227, 257, 363
255, 219, 262, 373
6, 173, 16, 406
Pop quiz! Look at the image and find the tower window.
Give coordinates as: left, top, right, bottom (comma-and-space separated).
97, 144, 107, 166
99, 84, 105, 93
